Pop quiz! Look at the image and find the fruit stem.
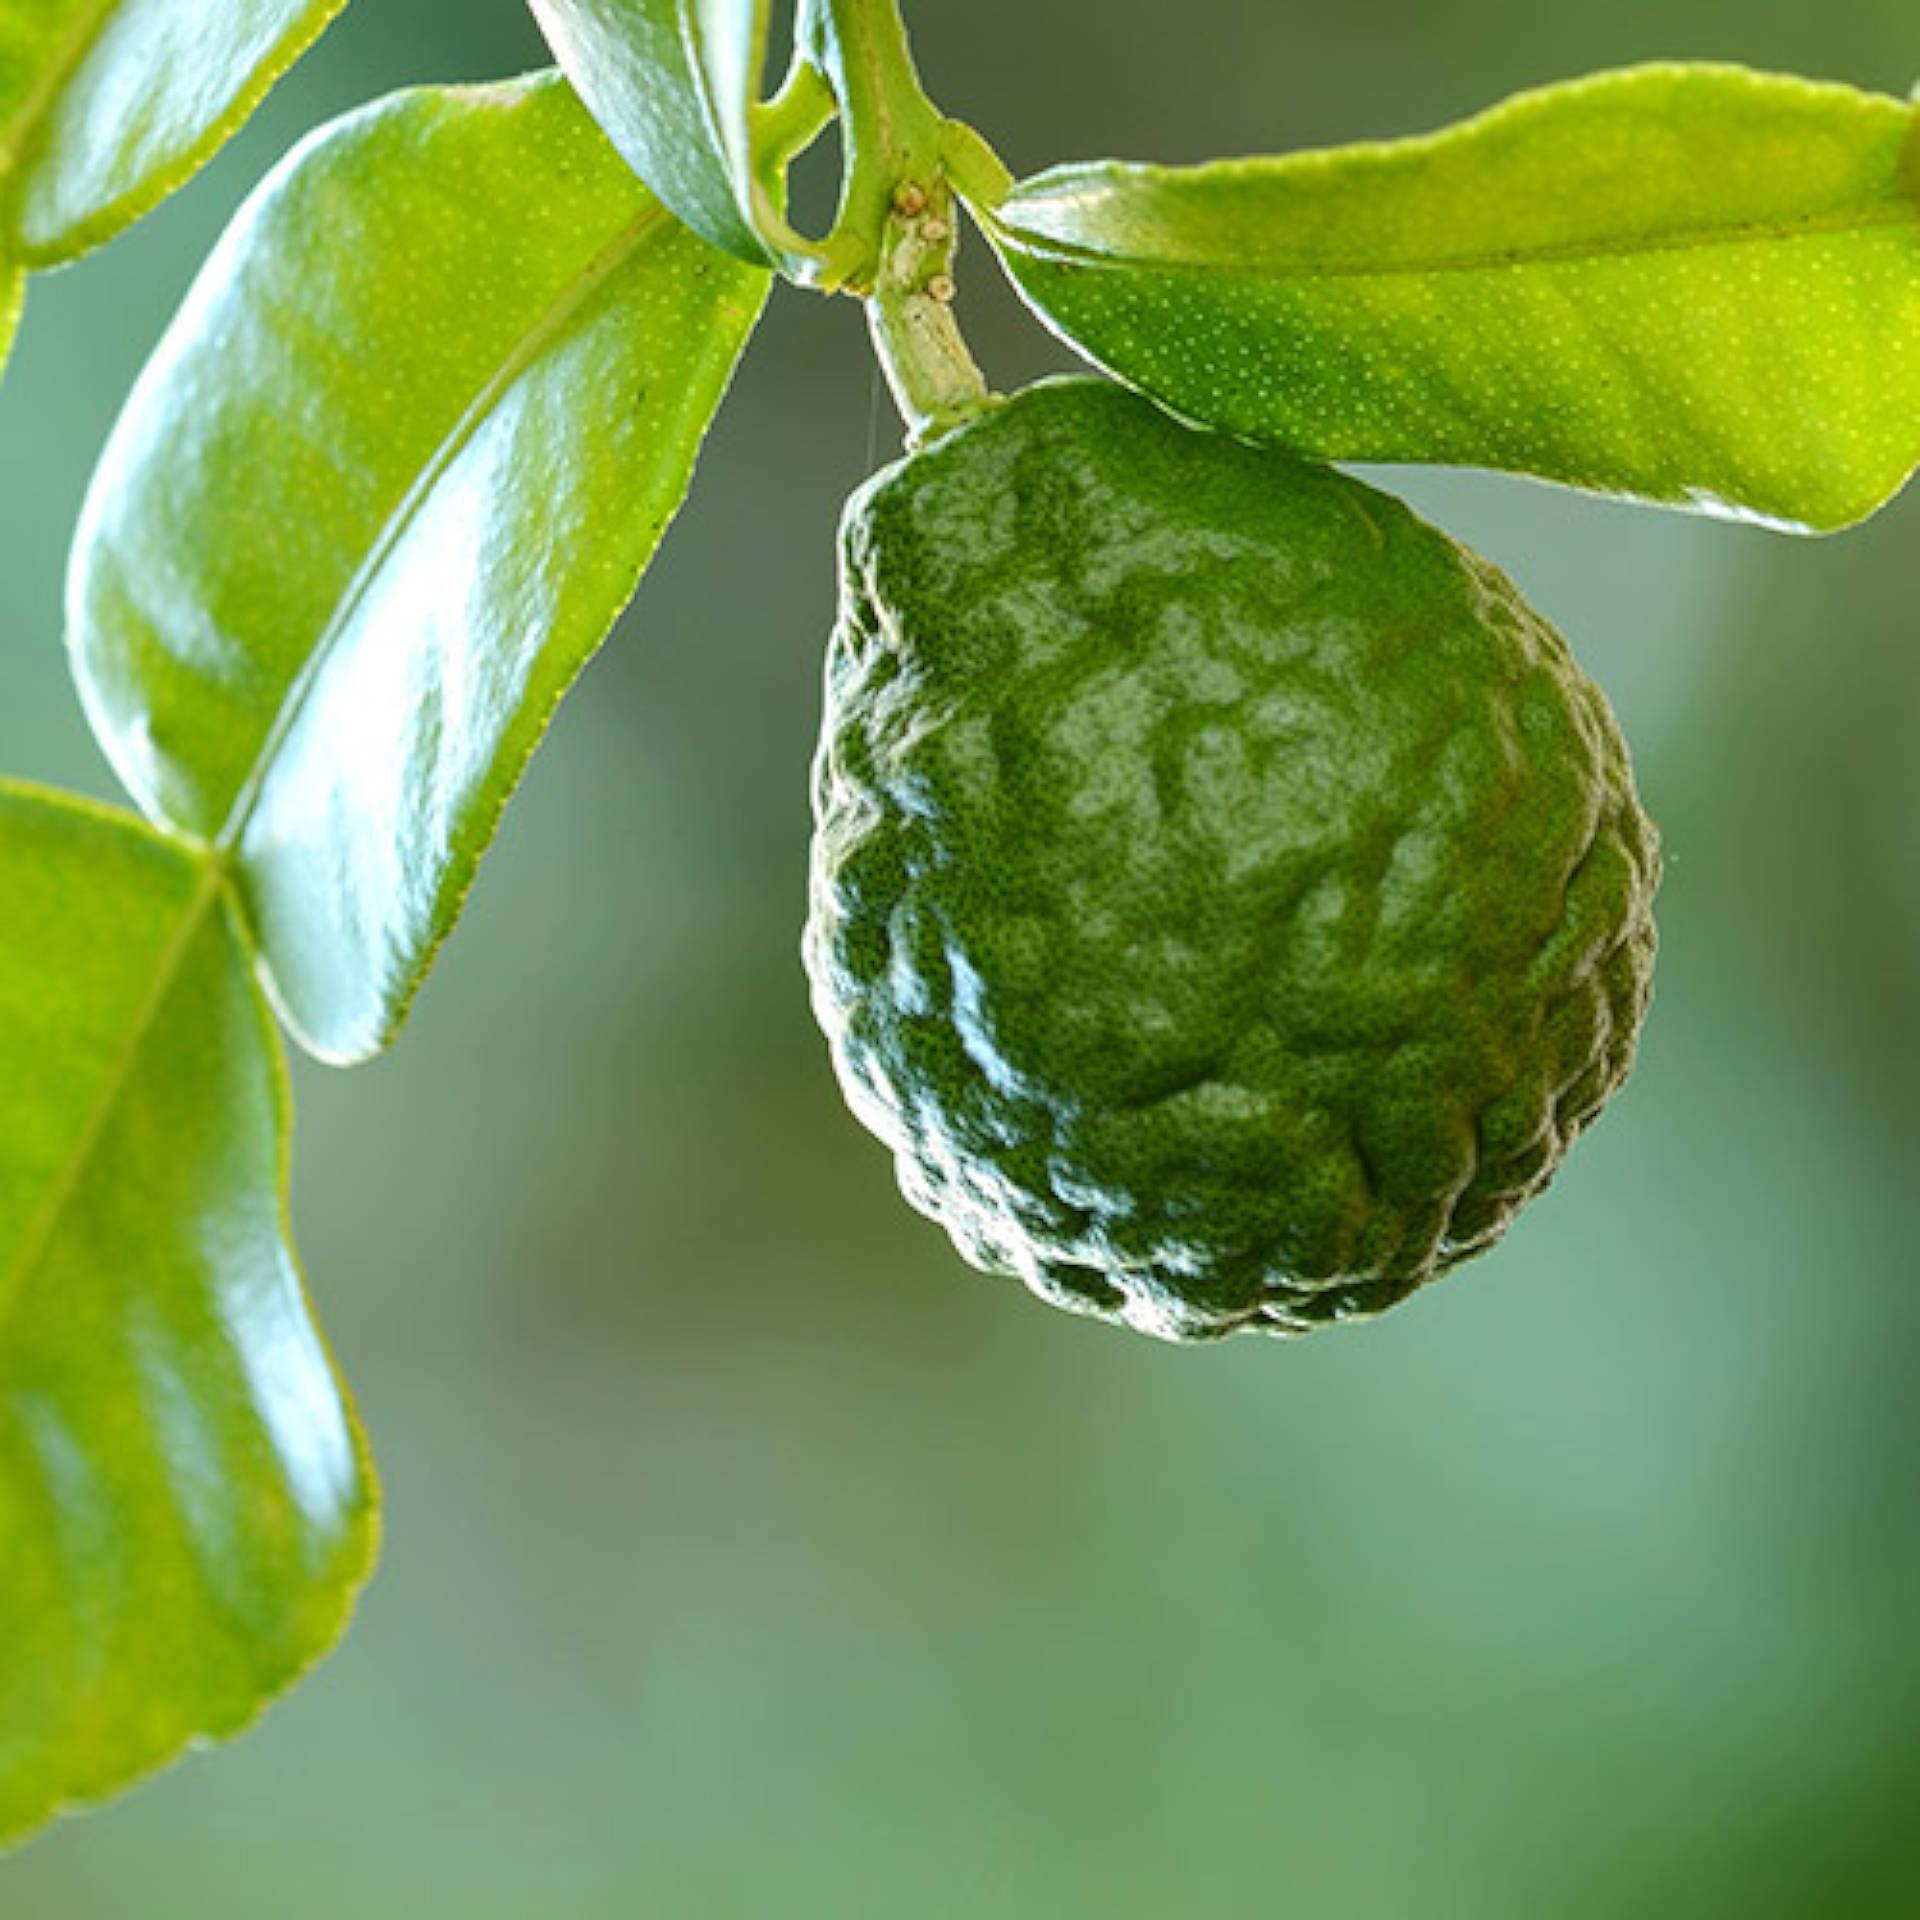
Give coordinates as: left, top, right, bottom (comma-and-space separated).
800, 0, 946, 291
867, 181, 997, 446
800, 0, 1000, 441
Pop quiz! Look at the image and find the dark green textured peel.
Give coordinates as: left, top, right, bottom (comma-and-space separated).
805, 378, 1659, 1342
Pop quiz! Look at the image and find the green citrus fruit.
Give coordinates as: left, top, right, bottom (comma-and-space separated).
805, 378, 1659, 1342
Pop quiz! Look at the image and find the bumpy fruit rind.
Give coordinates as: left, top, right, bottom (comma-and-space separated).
806, 378, 1659, 1341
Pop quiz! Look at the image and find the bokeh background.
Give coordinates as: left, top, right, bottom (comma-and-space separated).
4, 1, 1919, 1913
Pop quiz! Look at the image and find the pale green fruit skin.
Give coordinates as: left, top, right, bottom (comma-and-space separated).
806, 379, 1659, 1342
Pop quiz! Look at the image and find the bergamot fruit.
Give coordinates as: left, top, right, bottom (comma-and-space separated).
805, 377, 1659, 1342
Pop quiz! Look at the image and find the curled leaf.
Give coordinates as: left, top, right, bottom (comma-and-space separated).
526, 0, 790, 267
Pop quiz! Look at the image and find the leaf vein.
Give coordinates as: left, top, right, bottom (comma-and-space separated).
0, 856, 223, 1340
213, 202, 671, 854
997, 200, 1918, 284
0, 0, 119, 180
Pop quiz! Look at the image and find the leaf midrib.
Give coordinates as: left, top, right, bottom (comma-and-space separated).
0, 857, 223, 1340
214, 200, 671, 854
0, 0, 119, 180
996, 198, 1919, 285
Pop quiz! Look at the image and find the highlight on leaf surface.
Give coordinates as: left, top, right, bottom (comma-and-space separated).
68, 70, 771, 1067
980, 64, 1920, 534
0, 781, 376, 1852
0, 0, 346, 272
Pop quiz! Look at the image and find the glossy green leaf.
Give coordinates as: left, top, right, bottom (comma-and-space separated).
69, 71, 771, 1066
983, 64, 1920, 533
526, 0, 780, 266
0, 781, 375, 1851
0, 254, 19, 370
0, 0, 347, 268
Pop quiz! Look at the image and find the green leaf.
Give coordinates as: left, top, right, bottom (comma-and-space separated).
69, 71, 770, 1066
0, 0, 347, 268
0, 253, 19, 369
0, 781, 375, 1851
981, 64, 1920, 534
526, 0, 783, 267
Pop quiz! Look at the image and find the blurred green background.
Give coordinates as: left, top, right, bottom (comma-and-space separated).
4, 2, 1919, 1913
